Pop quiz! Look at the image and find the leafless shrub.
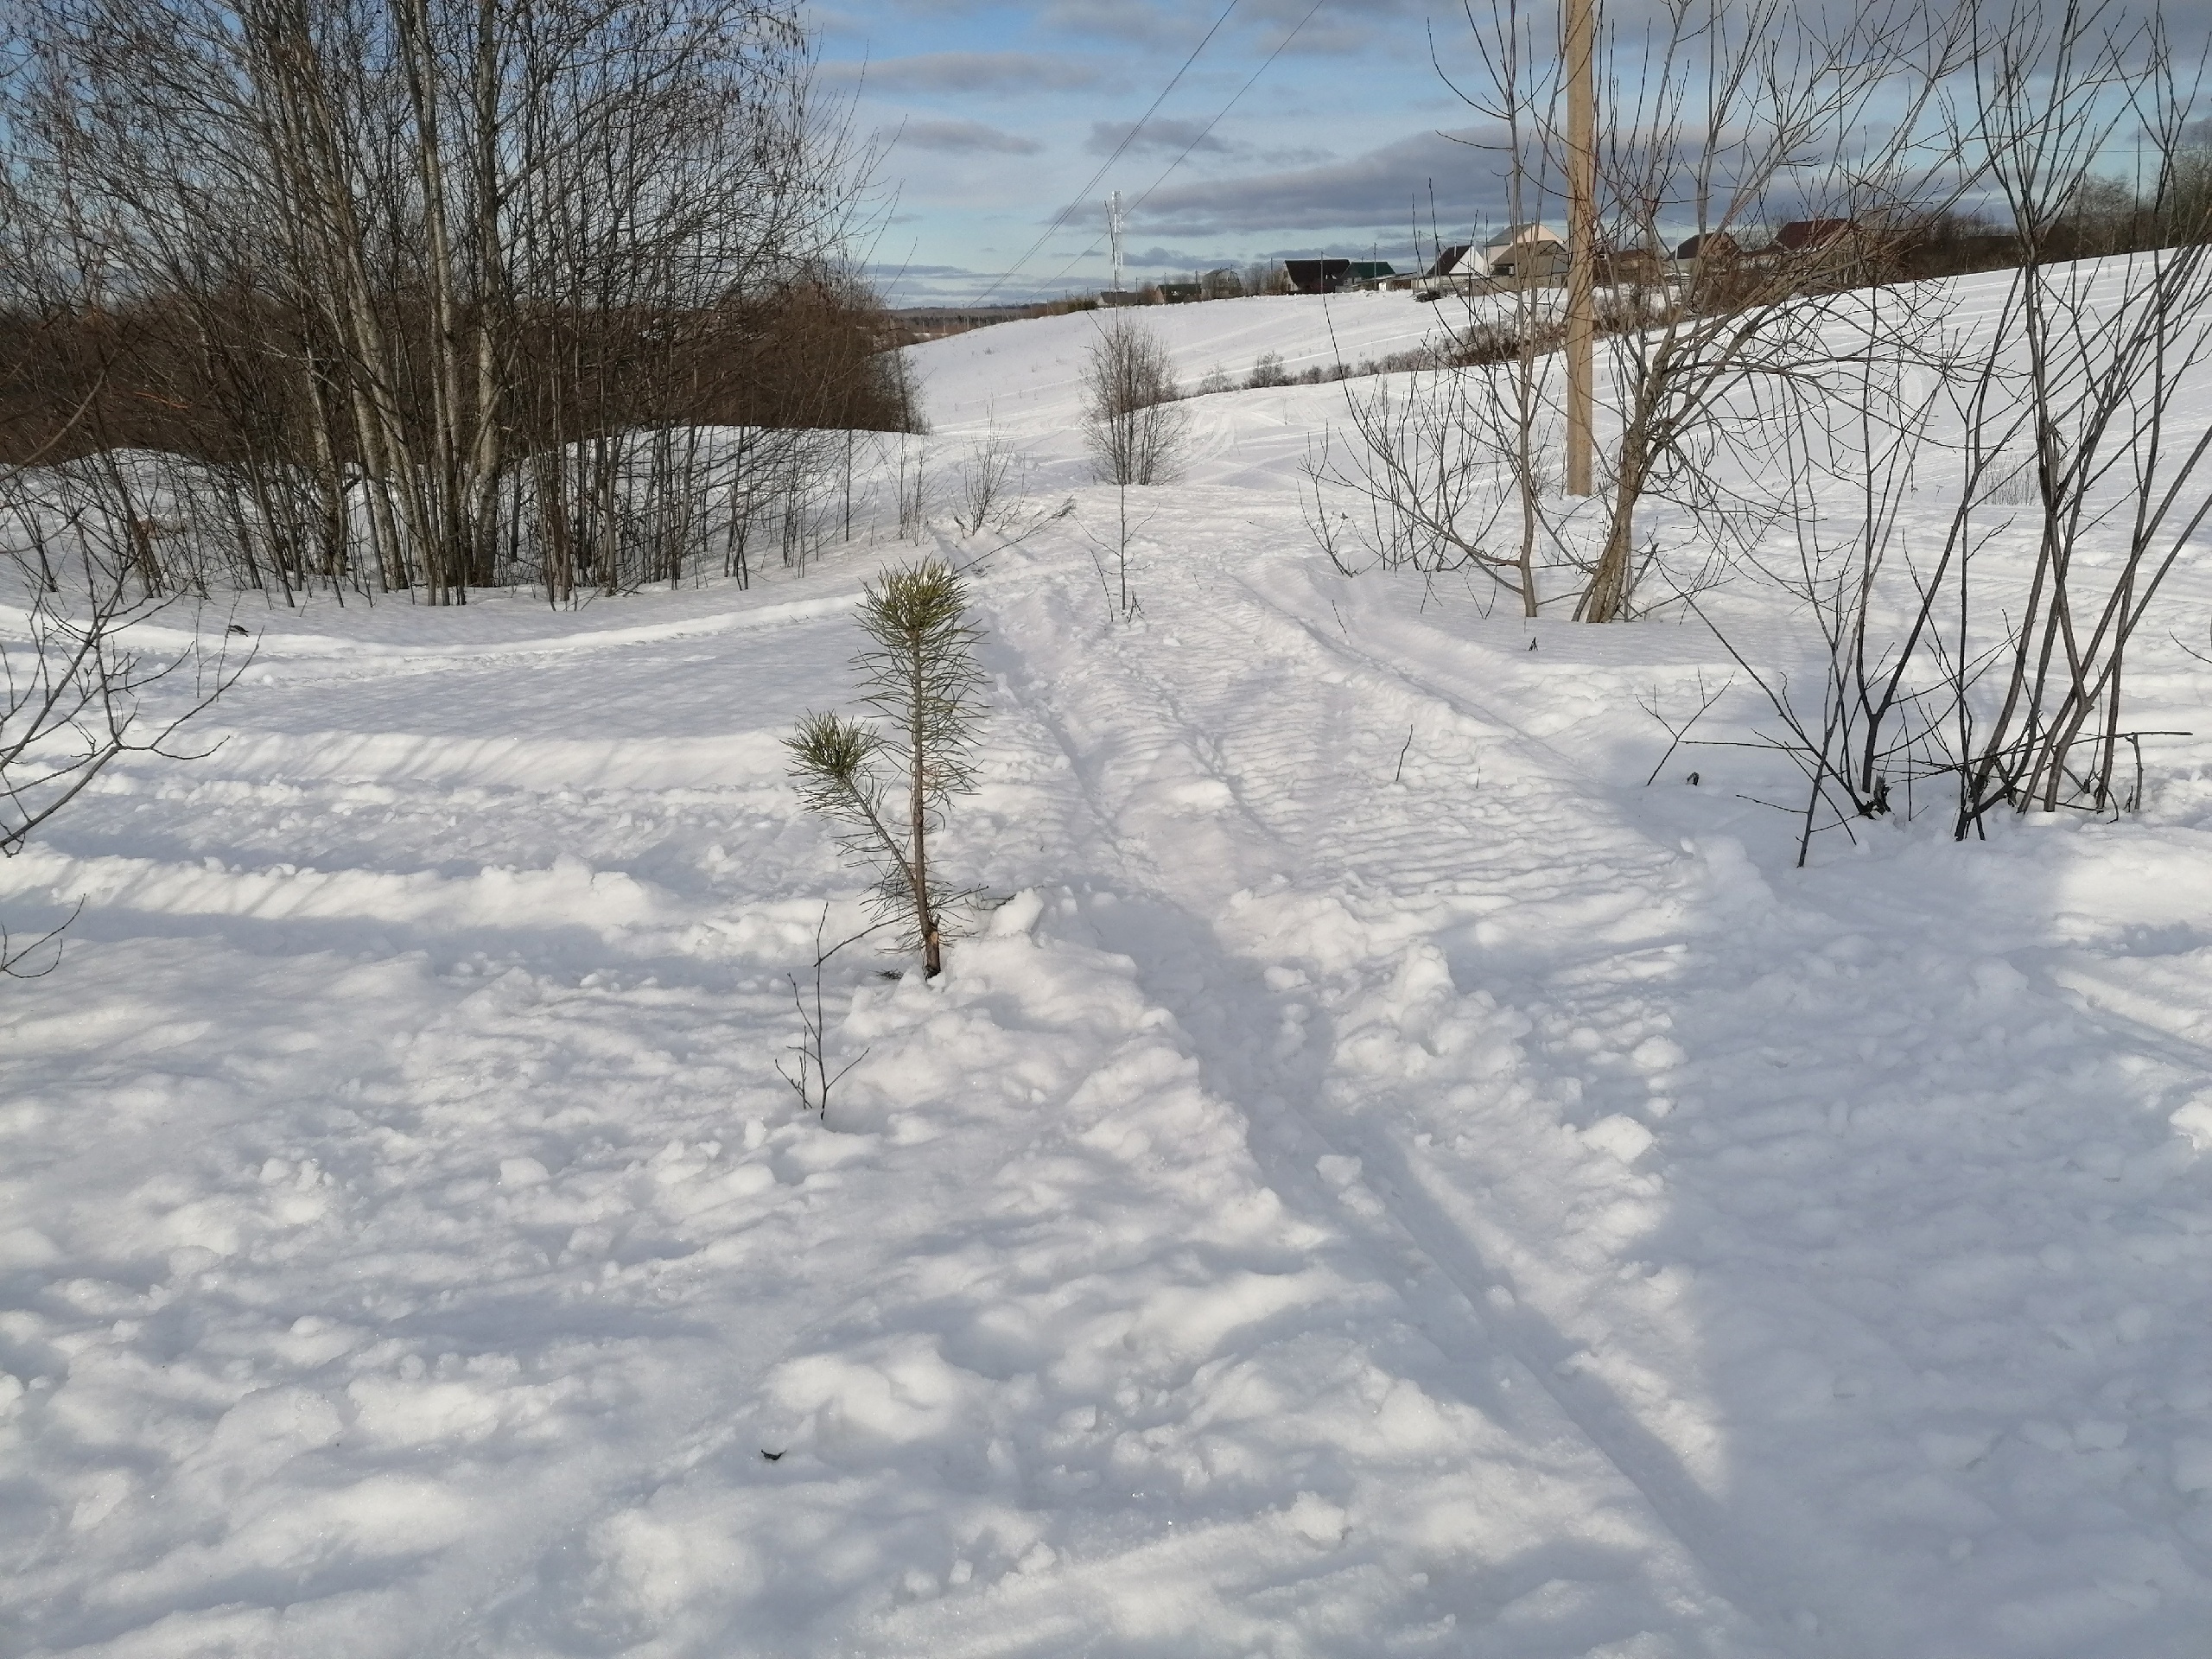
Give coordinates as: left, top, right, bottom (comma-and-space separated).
775, 906, 872, 1122
1690, 0, 2212, 853
0, 464, 245, 972
895, 440, 931, 542
953, 431, 1020, 537
1083, 316, 1188, 486
1302, 359, 1564, 615
1943, 0, 2212, 830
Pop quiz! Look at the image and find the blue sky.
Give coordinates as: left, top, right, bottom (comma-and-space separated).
814, 2, 2212, 306
811, 0, 1510, 304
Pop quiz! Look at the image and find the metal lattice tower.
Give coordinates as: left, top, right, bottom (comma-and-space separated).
1107, 192, 1126, 291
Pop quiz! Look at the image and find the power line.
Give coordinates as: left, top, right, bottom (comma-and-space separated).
1033, 0, 1332, 295
1132, 0, 1328, 216
970, 0, 1245, 304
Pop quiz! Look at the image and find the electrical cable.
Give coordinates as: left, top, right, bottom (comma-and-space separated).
1031, 0, 1332, 296
970, 0, 1245, 304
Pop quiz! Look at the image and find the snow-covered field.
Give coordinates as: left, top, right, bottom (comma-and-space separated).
5, 287, 2212, 1658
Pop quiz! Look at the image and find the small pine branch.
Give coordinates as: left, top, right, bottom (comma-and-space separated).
786, 562, 988, 976
785, 711, 903, 863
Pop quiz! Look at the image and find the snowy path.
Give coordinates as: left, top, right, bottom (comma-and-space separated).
982, 542, 1824, 1649
5, 296, 2212, 1649
957, 521, 2212, 1657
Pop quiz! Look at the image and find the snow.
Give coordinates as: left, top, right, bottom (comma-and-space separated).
4, 275, 2212, 1656
914, 288, 1476, 432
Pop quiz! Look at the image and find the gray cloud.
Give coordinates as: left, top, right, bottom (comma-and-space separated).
1039, 0, 1189, 43
1126, 245, 1253, 267
860, 259, 1099, 305
821, 51, 1107, 93
898, 118, 1046, 155
1138, 127, 1512, 236
1036, 0, 1414, 50
1085, 117, 1236, 158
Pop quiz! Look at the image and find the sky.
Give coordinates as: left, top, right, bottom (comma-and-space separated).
814, 0, 2212, 309
811, 0, 1509, 305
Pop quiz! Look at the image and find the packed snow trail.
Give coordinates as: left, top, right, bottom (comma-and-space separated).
3, 282, 2212, 1656
957, 509, 2212, 1657
986, 546, 1852, 1627
978, 543, 1848, 1649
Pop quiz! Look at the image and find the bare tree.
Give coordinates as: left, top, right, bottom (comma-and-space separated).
1560, 0, 1972, 620
0, 104, 246, 973
3, 0, 905, 607
1688, 0, 2212, 850
1307, 0, 1965, 620
1083, 315, 1188, 487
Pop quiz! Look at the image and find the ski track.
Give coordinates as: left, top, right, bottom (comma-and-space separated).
976, 524, 2212, 1657
7, 276, 2212, 1656
989, 545, 1833, 1653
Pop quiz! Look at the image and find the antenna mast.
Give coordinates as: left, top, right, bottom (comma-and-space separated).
1107, 192, 1126, 292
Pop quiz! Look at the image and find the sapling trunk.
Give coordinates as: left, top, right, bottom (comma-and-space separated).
785, 561, 985, 976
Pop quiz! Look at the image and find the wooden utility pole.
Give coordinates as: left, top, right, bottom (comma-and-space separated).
1564, 0, 1597, 496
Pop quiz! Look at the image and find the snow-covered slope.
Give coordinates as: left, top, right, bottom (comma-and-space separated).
909, 289, 1471, 433
4, 279, 2212, 1659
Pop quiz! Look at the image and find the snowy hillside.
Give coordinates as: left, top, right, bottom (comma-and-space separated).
5, 277, 2212, 1659
911, 289, 1468, 431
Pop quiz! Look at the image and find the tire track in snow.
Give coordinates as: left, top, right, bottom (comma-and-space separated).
983, 553, 1843, 1655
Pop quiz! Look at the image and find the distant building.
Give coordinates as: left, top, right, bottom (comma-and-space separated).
1675, 231, 1741, 261
1284, 258, 1348, 295
1478, 224, 1567, 281
1774, 218, 1853, 251
1414, 226, 1567, 299
1421, 245, 1472, 279
1283, 258, 1397, 295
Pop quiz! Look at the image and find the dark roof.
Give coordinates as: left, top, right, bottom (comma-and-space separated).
1284, 257, 1350, 294
1422, 245, 1471, 278
1775, 219, 1853, 250
1675, 231, 1740, 259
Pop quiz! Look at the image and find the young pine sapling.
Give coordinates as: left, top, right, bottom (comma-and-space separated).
786, 561, 986, 977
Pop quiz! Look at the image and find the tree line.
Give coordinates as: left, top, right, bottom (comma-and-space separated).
0, 0, 915, 607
